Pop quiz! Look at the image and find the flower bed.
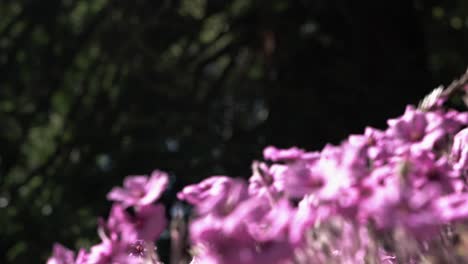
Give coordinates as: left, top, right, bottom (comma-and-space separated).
48, 72, 468, 264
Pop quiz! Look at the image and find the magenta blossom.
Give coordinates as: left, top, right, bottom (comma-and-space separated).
263, 146, 320, 162
190, 197, 296, 264
177, 176, 234, 205
46, 244, 89, 264
248, 161, 278, 198
107, 170, 169, 208
106, 204, 166, 242
229, 198, 294, 242
387, 105, 466, 152
280, 161, 324, 198
435, 193, 468, 222
177, 176, 248, 216
74, 250, 88, 264
361, 127, 394, 165
47, 244, 76, 264
248, 162, 290, 200
451, 128, 468, 175
87, 237, 140, 264
263, 146, 305, 161
47, 92, 468, 264
361, 174, 448, 238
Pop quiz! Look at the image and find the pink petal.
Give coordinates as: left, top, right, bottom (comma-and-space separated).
140, 170, 169, 206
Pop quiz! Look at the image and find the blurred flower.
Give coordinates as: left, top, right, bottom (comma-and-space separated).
387, 105, 466, 152
177, 176, 248, 216
248, 161, 282, 199
49, 102, 468, 264
87, 237, 139, 264
451, 128, 468, 175
107, 170, 169, 208
106, 204, 166, 242
47, 244, 75, 264
263, 146, 318, 162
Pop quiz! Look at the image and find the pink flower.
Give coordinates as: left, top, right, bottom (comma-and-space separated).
435, 193, 468, 222
47, 244, 75, 264
263, 146, 305, 161
107, 204, 166, 242
387, 105, 466, 152
107, 170, 169, 208
186, 179, 297, 264
190, 199, 296, 264
263, 146, 320, 162
74, 249, 89, 264
387, 106, 429, 143
280, 161, 324, 198
362, 127, 393, 165
87, 238, 139, 264
48, 100, 468, 264
177, 176, 248, 216
451, 128, 468, 175
336, 138, 371, 188
248, 161, 283, 199
289, 195, 335, 245
233, 198, 294, 242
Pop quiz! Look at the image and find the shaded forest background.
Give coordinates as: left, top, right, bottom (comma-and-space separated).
0, 0, 467, 263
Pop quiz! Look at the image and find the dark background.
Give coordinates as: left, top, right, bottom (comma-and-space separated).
0, 0, 467, 263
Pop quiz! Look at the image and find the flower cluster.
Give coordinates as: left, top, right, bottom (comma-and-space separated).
179, 105, 468, 263
48, 101, 467, 263
48, 171, 168, 264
